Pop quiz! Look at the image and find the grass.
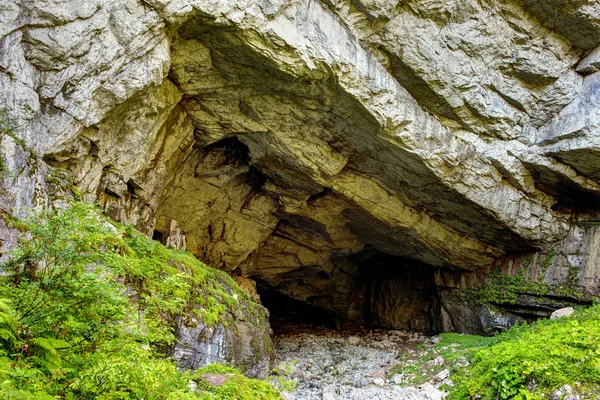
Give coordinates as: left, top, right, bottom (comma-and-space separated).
389, 308, 600, 399
443, 306, 600, 399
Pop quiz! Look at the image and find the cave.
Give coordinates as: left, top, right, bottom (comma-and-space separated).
3, 0, 600, 355
254, 248, 438, 334
5, 1, 600, 397
257, 284, 338, 332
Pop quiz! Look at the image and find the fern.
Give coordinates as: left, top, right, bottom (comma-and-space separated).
0, 298, 18, 333
0, 203, 275, 399
29, 337, 69, 369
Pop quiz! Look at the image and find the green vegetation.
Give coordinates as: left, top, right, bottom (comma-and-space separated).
269, 360, 297, 392
194, 364, 281, 399
443, 306, 600, 399
465, 266, 549, 305
388, 333, 494, 387
0, 202, 277, 399
0, 108, 31, 179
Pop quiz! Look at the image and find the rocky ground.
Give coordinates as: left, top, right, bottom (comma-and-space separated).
270, 324, 454, 400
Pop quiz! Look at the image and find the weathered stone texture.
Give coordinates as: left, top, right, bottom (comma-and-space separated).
2, 0, 600, 334
435, 222, 600, 334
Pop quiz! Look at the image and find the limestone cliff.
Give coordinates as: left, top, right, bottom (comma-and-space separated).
1, 0, 600, 335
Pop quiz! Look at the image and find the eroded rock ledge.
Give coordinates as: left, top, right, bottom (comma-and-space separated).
2, 0, 600, 334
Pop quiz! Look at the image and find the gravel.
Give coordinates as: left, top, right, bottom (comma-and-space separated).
272, 327, 448, 400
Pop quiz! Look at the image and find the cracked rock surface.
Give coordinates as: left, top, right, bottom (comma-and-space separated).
2, 0, 600, 332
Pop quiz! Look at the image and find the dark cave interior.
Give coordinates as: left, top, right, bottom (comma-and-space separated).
255, 250, 439, 334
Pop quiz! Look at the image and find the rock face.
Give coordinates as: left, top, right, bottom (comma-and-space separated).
2, 0, 600, 334
171, 292, 273, 378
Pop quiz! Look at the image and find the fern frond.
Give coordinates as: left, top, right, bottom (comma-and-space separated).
30, 337, 69, 368
0, 299, 18, 333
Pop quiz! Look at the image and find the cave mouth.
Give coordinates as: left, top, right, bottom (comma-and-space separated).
256, 283, 342, 334
254, 249, 439, 335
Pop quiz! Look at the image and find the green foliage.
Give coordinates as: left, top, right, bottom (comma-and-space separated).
465, 266, 549, 305
194, 364, 281, 400
448, 305, 600, 399
0, 108, 32, 180
268, 360, 297, 392
0, 202, 276, 399
434, 333, 492, 361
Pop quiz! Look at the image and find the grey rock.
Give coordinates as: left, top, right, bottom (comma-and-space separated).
355, 377, 368, 388
347, 336, 361, 346
275, 331, 444, 399
428, 356, 445, 368
551, 307, 575, 320
433, 369, 450, 383
551, 384, 574, 400
577, 44, 600, 75
3, 0, 600, 337
373, 377, 386, 386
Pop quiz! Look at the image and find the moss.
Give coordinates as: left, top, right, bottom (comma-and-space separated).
45, 167, 83, 201
115, 221, 266, 330
464, 266, 549, 306
193, 364, 281, 399
538, 248, 555, 276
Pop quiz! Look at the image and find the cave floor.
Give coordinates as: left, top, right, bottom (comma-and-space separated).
271, 324, 452, 400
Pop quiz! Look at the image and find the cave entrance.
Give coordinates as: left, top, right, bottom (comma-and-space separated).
254, 249, 439, 335
256, 283, 340, 334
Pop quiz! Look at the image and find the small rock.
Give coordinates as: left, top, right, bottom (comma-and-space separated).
551, 307, 574, 320
454, 357, 469, 368
347, 336, 361, 346
391, 374, 403, 385
373, 368, 386, 379
551, 384, 573, 400
373, 377, 386, 386
281, 391, 296, 400
433, 369, 450, 382
429, 336, 443, 344
310, 381, 322, 389
420, 382, 443, 400
354, 377, 368, 388
389, 330, 407, 337
428, 355, 445, 367
322, 392, 336, 400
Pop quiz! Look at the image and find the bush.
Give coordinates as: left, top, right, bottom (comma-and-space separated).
0, 202, 279, 399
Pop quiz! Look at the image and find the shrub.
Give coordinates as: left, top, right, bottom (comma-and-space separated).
449, 305, 600, 399
0, 202, 279, 399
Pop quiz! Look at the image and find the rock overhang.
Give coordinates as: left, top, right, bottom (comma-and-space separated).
2, 0, 600, 329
